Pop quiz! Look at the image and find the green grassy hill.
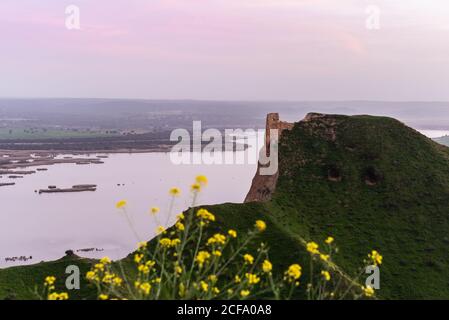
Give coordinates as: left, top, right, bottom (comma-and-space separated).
2, 113, 449, 299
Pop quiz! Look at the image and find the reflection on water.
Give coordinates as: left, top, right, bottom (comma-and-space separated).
0, 152, 257, 267
418, 130, 449, 139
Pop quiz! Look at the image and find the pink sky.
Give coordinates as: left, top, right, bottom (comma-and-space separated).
0, 0, 449, 100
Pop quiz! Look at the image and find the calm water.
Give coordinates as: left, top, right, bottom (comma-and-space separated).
0, 152, 257, 267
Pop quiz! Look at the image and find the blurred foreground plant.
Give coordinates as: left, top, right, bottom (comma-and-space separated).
43, 175, 382, 300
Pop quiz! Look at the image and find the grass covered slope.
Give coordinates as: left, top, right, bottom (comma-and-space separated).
2, 113, 449, 299
0, 256, 95, 300
260, 114, 449, 299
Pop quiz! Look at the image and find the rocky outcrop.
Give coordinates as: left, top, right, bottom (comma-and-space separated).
245, 113, 293, 202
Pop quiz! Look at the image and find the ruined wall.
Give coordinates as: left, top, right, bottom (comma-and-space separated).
245, 113, 293, 203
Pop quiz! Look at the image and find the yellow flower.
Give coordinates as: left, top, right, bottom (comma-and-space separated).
196, 175, 208, 186
98, 294, 108, 300
175, 265, 183, 275
368, 250, 383, 266
102, 272, 115, 284
240, 290, 250, 297
306, 242, 319, 255
139, 282, 152, 295
146, 260, 155, 267
94, 263, 105, 271
245, 273, 261, 285
44, 276, 56, 286
207, 233, 226, 246
196, 209, 215, 221
320, 254, 330, 262
195, 251, 211, 268
137, 242, 147, 250
116, 200, 127, 209
255, 220, 267, 232
138, 265, 150, 274
169, 187, 181, 196
243, 254, 254, 264
200, 281, 209, 292
134, 253, 144, 264
228, 229, 237, 238
156, 226, 166, 234
86, 271, 98, 282
176, 213, 185, 220
208, 275, 218, 283
191, 183, 201, 192
363, 285, 375, 297
212, 250, 222, 257
175, 222, 185, 231
179, 283, 186, 297
112, 276, 123, 286
262, 260, 273, 273
159, 238, 172, 248
151, 207, 160, 215
325, 236, 334, 244
285, 264, 302, 282
100, 257, 112, 264
48, 292, 69, 300
321, 270, 331, 281
212, 287, 220, 295
234, 275, 241, 283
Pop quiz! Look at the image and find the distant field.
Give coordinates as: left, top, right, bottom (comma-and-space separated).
0, 128, 119, 140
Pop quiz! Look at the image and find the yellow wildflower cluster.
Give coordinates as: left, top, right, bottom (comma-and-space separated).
44, 275, 69, 300
245, 273, 261, 285
41, 176, 382, 301
306, 242, 320, 255
207, 233, 226, 246
159, 237, 181, 248
196, 175, 208, 186
196, 251, 211, 268
321, 270, 331, 281
196, 209, 215, 222
48, 292, 69, 300
175, 221, 185, 231
44, 276, 56, 290
368, 250, 383, 266
138, 260, 155, 275
228, 229, 237, 238
262, 260, 273, 273
115, 200, 127, 209
240, 290, 250, 297
285, 264, 302, 283
243, 254, 254, 264
169, 187, 181, 196
362, 285, 375, 297
200, 281, 209, 292
156, 225, 166, 234
85, 257, 123, 287
255, 220, 266, 232
234, 275, 242, 283
135, 281, 152, 295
